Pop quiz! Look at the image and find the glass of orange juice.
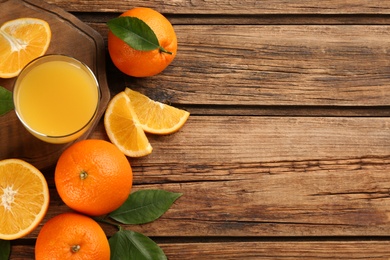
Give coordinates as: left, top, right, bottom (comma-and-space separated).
13, 54, 100, 144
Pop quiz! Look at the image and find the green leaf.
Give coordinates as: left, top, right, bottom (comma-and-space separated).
107, 16, 161, 51
109, 190, 182, 225
109, 229, 167, 260
0, 239, 10, 260
0, 86, 14, 116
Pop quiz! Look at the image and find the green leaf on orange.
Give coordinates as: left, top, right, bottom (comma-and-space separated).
109, 189, 182, 225
0, 86, 14, 116
107, 16, 172, 54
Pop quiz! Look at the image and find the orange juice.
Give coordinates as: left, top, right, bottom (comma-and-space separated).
14, 55, 100, 144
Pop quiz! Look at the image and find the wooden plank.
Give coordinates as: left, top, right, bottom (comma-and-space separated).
9, 241, 390, 259
95, 24, 390, 107
34, 164, 390, 237
161, 241, 390, 259
92, 116, 390, 165
46, 0, 390, 15
123, 168, 390, 237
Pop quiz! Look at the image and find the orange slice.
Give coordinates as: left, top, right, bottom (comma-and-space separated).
0, 18, 51, 78
0, 159, 49, 240
124, 88, 190, 134
104, 92, 153, 157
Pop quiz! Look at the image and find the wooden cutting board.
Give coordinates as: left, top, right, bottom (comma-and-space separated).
0, 0, 110, 169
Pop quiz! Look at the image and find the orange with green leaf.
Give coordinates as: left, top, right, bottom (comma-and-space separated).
107, 7, 177, 77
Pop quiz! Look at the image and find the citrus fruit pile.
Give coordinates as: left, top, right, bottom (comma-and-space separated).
104, 88, 190, 157
0, 141, 131, 259
0, 17, 51, 78
35, 139, 131, 259
0, 6, 187, 259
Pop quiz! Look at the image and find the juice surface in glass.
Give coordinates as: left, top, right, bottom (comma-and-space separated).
14, 55, 99, 144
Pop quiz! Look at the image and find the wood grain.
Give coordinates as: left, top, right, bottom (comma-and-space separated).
10, 241, 390, 259
97, 116, 390, 165
46, 0, 390, 15
161, 241, 390, 259
91, 24, 390, 107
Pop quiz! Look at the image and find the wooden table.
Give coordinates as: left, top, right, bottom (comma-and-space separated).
7, 0, 390, 258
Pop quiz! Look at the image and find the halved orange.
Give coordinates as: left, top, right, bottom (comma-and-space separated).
0, 18, 51, 78
104, 92, 153, 157
0, 159, 49, 240
124, 88, 190, 134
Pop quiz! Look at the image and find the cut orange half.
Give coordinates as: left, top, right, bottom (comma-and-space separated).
104, 92, 153, 157
0, 18, 51, 78
124, 88, 190, 135
0, 159, 49, 240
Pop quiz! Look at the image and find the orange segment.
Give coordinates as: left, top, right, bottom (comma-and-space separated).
0, 159, 49, 240
104, 92, 153, 157
0, 18, 51, 78
124, 88, 190, 135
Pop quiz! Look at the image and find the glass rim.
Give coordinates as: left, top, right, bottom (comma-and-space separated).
13, 54, 101, 140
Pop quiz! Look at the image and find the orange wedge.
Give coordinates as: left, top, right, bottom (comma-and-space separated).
104, 92, 153, 157
124, 88, 190, 135
0, 18, 51, 78
0, 159, 49, 240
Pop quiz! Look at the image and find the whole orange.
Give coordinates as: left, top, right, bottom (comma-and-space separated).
35, 212, 110, 259
55, 139, 133, 216
108, 7, 177, 77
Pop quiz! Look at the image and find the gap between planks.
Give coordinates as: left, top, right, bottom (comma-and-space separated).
74, 12, 390, 25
